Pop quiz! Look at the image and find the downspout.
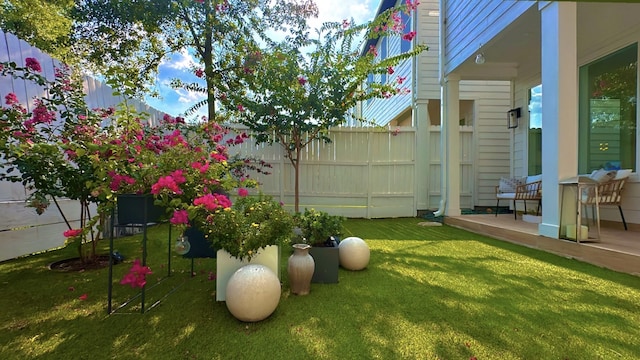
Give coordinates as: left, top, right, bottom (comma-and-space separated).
433, 0, 447, 217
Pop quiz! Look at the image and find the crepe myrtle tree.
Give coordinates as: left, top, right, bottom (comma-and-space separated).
224, 1, 426, 212
72, 0, 318, 120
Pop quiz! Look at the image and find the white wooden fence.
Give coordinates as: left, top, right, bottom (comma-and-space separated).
230, 126, 419, 218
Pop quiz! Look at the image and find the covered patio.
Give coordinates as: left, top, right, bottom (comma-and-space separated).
446, 213, 640, 276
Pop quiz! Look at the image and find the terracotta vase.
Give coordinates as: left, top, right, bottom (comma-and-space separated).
287, 243, 315, 295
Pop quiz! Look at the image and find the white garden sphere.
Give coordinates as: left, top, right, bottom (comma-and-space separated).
339, 237, 370, 271
225, 264, 281, 322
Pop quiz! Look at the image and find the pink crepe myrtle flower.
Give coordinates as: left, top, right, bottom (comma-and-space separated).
238, 188, 249, 197
25, 57, 42, 72
170, 209, 189, 226
405, 0, 420, 11
368, 45, 378, 57
402, 31, 417, 42
211, 152, 227, 162
391, 12, 404, 32
120, 259, 152, 289
108, 173, 136, 191
191, 161, 210, 174
151, 175, 183, 195
396, 76, 407, 85
195, 68, 204, 78
193, 193, 232, 211
298, 76, 307, 85
237, 104, 245, 112
387, 66, 395, 75
4, 92, 18, 105
63, 229, 83, 238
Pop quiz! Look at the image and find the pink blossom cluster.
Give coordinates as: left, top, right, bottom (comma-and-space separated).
4, 92, 19, 105
405, 0, 420, 11
193, 193, 232, 211
191, 161, 210, 174
402, 31, 417, 42
170, 209, 189, 226
225, 133, 248, 146
151, 170, 186, 195
63, 229, 83, 238
108, 172, 136, 191
25, 57, 41, 73
162, 114, 185, 124
120, 259, 152, 289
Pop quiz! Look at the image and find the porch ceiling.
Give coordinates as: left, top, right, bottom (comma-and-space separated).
454, 6, 541, 81
453, 2, 640, 82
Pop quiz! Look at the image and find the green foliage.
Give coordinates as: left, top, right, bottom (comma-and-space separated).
0, 0, 74, 62
294, 208, 345, 246
195, 194, 294, 261
223, 3, 427, 211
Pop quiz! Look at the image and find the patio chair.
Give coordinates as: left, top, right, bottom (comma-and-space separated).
495, 175, 542, 220
583, 177, 628, 230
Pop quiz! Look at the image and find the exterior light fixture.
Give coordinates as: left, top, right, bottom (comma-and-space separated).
475, 53, 486, 64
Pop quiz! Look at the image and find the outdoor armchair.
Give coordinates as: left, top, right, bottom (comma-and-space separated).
495, 175, 542, 220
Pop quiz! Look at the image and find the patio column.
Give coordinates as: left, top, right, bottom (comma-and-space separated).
538, 1, 578, 238
443, 74, 461, 216
415, 99, 430, 211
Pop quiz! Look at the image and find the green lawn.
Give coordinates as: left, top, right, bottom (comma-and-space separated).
1, 218, 639, 359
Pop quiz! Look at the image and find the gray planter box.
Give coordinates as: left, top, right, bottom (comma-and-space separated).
309, 246, 339, 283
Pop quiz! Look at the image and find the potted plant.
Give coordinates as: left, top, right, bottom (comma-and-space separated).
91, 105, 267, 227
294, 208, 345, 283
190, 193, 294, 301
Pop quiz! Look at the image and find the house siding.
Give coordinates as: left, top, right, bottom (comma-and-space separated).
363, 0, 512, 210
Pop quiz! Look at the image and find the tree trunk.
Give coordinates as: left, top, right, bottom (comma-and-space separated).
294, 154, 300, 213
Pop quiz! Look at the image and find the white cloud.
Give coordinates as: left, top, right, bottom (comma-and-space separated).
309, 0, 377, 30
160, 48, 197, 71
176, 87, 206, 104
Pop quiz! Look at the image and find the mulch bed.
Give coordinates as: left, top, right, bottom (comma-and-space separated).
48, 255, 112, 272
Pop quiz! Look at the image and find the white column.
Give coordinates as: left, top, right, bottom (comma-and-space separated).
444, 74, 461, 216
538, 1, 578, 238
415, 99, 430, 211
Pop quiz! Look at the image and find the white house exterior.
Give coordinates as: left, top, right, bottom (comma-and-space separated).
440, 0, 640, 236
361, 0, 513, 212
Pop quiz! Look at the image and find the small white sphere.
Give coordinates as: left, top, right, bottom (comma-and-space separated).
225, 264, 281, 322
339, 237, 370, 271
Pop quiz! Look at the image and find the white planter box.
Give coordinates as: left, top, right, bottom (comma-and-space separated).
216, 245, 280, 301
522, 214, 542, 224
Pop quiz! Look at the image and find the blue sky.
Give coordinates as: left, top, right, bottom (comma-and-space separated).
145, 0, 378, 118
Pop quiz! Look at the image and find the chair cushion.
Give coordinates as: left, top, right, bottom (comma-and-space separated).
589, 168, 616, 183
498, 177, 525, 193
614, 169, 632, 180
496, 192, 516, 200
526, 174, 542, 184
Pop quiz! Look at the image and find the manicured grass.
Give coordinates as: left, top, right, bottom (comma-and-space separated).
1, 218, 639, 359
